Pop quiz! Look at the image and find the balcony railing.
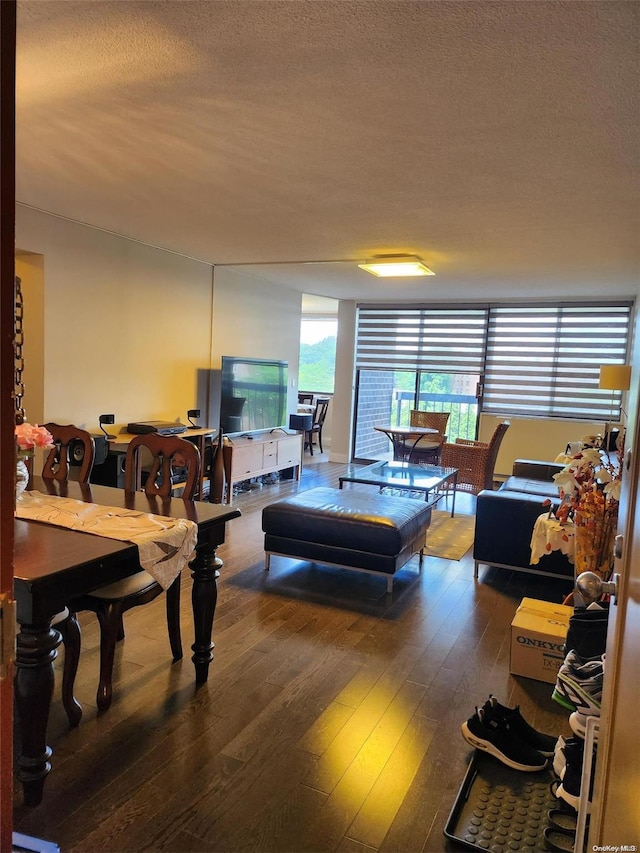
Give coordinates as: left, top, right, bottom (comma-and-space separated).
392, 390, 479, 442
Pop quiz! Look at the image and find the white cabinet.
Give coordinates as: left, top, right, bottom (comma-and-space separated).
277, 437, 301, 468
223, 432, 303, 503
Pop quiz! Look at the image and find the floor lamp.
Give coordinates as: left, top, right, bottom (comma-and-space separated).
599, 364, 632, 450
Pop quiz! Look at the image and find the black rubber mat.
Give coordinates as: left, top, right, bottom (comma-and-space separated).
444, 751, 560, 852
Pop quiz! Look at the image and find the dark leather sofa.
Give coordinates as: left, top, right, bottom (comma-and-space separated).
473, 459, 574, 580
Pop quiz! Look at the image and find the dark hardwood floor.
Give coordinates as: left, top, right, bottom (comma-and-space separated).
13, 455, 574, 852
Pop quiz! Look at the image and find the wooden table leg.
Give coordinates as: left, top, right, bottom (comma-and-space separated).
14, 621, 61, 806
189, 538, 222, 683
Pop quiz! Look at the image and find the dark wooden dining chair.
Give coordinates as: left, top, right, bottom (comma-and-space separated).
69, 434, 201, 713
36, 424, 96, 727
124, 432, 200, 497
298, 392, 314, 405
42, 422, 96, 483
305, 397, 330, 455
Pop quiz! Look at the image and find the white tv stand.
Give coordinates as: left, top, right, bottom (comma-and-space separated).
222, 430, 303, 504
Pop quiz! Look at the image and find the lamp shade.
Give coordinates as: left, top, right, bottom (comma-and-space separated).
599, 364, 632, 391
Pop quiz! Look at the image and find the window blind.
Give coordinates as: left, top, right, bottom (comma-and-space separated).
483, 303, 632, 419
356, 305, 489, 374
355, 301, 632, 420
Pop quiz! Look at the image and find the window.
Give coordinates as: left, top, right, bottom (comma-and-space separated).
355, 301, 632, 422
483, 304, 632, 420
299, 317, 337, 394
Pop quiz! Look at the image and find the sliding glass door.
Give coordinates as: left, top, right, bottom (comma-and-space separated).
353, 368, 480, 462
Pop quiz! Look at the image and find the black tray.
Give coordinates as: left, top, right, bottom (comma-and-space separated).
444, 751, 560, 852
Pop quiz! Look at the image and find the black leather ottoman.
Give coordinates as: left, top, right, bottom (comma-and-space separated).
262, 486, 432, 592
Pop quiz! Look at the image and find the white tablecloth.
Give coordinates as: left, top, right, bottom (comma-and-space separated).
15, 491, 197, 589
530, 513, 576, 565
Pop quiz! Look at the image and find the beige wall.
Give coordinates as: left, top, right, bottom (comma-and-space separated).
479, 413, 609, 478
16, 205, 636, 458
15, 207, 304, 435
15, 252, 45, 427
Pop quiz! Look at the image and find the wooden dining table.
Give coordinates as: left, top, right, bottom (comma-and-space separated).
13, 477, 240, 807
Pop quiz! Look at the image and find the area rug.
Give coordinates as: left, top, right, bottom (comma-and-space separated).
423, 510, 475, 560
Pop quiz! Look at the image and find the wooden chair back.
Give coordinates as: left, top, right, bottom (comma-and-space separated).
125, 433, 201, 498
313, 398, 330, 427
298, 392, 314, 405
42, 423, 95, 483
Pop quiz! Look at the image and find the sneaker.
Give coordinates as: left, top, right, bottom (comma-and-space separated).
553, 736, 583, 777
543, 825, 576, 852
553, 735, 567, 776
483, 695, 557, 756
552, 651, 603, 715
553, 737, 584, 780
564, 602, 609, 658
547, 807, 579, 832
569, 711, 601, 742
555, 741, 595, 812
461, 706, 548, 772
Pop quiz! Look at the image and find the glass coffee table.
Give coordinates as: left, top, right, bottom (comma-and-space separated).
339, 461, 458, 516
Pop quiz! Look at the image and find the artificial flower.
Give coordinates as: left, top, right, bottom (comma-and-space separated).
604, 479, 622, 501
553, 469, 580, 494
551, 444, 622, 580
15, 423, 54, 458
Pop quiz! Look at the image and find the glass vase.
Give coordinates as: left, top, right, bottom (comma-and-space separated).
573, 511, 617, 581
16, 458, 29, 499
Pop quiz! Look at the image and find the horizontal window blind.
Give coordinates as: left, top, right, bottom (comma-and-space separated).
483, 303, 632, 419
355, 301, 632, 420
356, 305, 489, 374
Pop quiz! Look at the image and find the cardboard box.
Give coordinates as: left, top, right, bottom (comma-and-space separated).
510, 597, 573, 684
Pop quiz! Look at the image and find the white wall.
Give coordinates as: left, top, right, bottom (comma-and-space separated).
15, 207, 304, 435
330, 300, 356, 463
209, 267, 303, 429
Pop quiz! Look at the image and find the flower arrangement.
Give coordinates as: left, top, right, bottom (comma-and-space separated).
550, 446, 622, 580
15, 422, 54, 458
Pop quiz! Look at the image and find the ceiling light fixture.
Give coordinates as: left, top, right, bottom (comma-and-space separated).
358, 255, 435, 278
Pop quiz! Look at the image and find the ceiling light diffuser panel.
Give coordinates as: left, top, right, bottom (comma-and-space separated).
358, 256, 435, 277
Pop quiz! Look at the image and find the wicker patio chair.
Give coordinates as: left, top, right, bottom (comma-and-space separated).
401, 410, 450, 464
440, 420, 510, 493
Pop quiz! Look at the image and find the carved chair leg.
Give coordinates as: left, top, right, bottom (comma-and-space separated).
95, 601, 125, 712
57, 611, 83, 728
166, 575, 183, 662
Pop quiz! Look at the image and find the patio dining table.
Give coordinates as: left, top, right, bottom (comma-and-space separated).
374, 424, 439, 462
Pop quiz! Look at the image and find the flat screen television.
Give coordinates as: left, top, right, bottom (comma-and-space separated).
220, 356, 288, 434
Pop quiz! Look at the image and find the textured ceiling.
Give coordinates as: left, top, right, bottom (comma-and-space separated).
16, 0, 639, 302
